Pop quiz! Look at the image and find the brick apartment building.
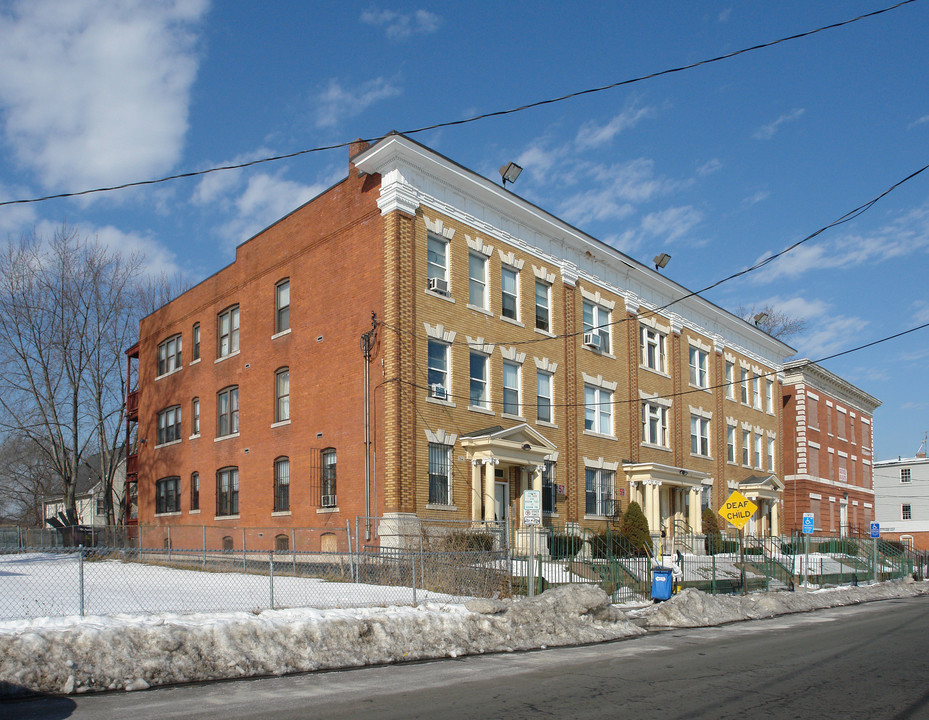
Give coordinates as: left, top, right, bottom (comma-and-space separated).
125, 133, 795, 551
780, 359, 881, 536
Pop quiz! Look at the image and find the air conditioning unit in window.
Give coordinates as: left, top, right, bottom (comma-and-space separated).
583, 332, 601, 349
428, 277, 448, 295
321, 495, 336, 508
430, 383, 448, 400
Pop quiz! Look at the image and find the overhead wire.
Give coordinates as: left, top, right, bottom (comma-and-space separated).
0, 0, 919, 208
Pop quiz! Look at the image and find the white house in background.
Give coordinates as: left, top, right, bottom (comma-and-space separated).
43, 454, 126, 528
873, 451, 929, 551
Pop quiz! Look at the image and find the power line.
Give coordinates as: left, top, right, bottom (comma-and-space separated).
0, 0, 919, 209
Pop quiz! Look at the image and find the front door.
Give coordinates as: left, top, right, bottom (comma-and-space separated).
494, 481, 509, 521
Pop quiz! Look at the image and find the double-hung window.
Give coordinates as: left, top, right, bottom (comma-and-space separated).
502, 361, 520, 416
585, 468, 614, 517
583, 302, 610, 353
157, 406, 181, 445
535, 280, 550, 332
428, 442, 451, 505
190, 472, 199, 511
725, 361, 735, 399
427, 234, 449, 295
740, 368, 750, 405
690, 415, 710, 457
903, 503, 912, 520
216, 467, 239, 516
765, 379, 774, 413
156, 477, 180, 514
275, 279, 290, 333
274, 457, 290, 512
218, 305, 240, 358
537, 371, 553, 424
217, 386, 239, 437
275, 368, 290, 422
902, 468, 912, 483
192, 323, 200, 361
428, 340, 449, 398
689, 347, 709, 388
584, 385, 612, 435
157, 335, 182, 376
542, 461, 556, 514
468, 252, 487, 308
754, 432, 763, 468
191, 397, 200, 436
753, 375, 762, 409
642, 402, 669, 447
469, 352, 488, 409
321, 448, 337, 507
641, 326, 666, 372
501, 266, 519, 320
742, 429, 751, 466
727, 425, 736, 463
767, 437, 776, 472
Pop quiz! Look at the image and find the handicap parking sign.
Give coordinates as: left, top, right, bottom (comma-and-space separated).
870, 522, 880, 539
802, 513, 814, 534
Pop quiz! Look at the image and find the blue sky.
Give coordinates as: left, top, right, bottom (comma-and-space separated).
0, 1, 927, 459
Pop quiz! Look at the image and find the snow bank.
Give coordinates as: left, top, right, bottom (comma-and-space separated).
0, 585, 643, 696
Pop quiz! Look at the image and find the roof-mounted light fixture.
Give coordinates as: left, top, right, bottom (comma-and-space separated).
653, 253, 671, 270
499, 162, 522, 187
753, 312, 769, 327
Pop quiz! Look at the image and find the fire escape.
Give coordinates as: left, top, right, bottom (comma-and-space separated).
125, 343, 140, 527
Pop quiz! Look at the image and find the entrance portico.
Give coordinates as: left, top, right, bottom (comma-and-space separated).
623, 462, 710, 551
737, 474, 784, 536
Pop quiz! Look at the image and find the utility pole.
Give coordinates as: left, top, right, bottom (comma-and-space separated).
361, 313, 378, 541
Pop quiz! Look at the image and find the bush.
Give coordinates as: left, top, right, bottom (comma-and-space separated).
590, 531, 646, 558
548, 533, 584, 559
780, 541, 797, 555
707, 538, 739, 555
619, 502, 651, 555
816, 539, 858, 555
443, 531, 495, 552
703, 508, 723, 555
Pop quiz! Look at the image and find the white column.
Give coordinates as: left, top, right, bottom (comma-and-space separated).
650, 483, 661, 531
471, 461, 482, 523
532, 464, 543, 494
483, 460, 496, 522
771, 499, 780, 536
689, 488, 701, 532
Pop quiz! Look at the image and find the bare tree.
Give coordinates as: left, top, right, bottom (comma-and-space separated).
736, 303, 808, 341
0, 226, 145, 525
0, 433, 56, 526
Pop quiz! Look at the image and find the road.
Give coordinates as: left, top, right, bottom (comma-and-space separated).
6, 595, 929, 720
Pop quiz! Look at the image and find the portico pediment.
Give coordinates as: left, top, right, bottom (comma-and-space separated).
622, 461, 710, 490
460, 424, 556, 465
739, 474, 784, 500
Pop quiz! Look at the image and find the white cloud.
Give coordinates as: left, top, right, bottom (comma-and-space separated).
697, 159, 722, 177
0, 184, 38, 236
639, 205, 703, 243
314, 76, 401, 128
0, 0, 208, 192
742, 189, 770, 207
753, 108, 805, 140
91, 224, 182, 278
908, 114, 929, 129
360, 8, 441, 40
191, 148, 275, 206
718, 8, 733, 22
575, 101, 655, 149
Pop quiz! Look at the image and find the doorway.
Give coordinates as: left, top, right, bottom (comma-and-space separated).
494, 481, 509, 522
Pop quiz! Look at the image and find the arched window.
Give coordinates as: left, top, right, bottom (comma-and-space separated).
274, 457, 290, 512
321, 448, 336, 507
217, 386, 239, 437
216, 467, 239, 516
275, 534, 290, 553
275, 279, 290, 333
222, 536, 234, 552
275, 368, 289, 423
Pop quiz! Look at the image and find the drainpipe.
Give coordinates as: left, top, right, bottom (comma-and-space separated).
361, 313, 378, 541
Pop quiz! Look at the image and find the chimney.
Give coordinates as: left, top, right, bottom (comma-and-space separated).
349, 138, 370, 174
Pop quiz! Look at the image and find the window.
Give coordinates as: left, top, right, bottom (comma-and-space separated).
808, 397, 819, 428
469, 352, 489, 409
689, 347, 709, 388
740, 368, 750, 404
690, 416, 710, 457
642, 402, 669, 447
742, 429, 751, 466
585, 385, 612, 435
903, 503, 912, 521
428, 442, 452, 505
191, 397, 200, 436
275, 534, 289, 552
725, 361, 735, 399
427, 233, 449, 294
156, 477, 180, 514
190, 472, 199, 511
535, 280, 550, 332
468, 252, 487, 308
157, 334, 182, 376
216, 467, 238, 516
501, 266, 518, 320
727, 425, 736, 463
837, 411, 847, 440
585, 468, 614, 516
275, 367, 290, 422
95, 494, 106, 516
542, 461, 556, 513
754, 432, 763, 468
192, 323, 200, 361
583, 302, 611, 353
641, 326, 666, 372
537, 371, 553, 423
766, 380, 774, 413
321, 448, 337, 507
217, 386, 239, 437
276, 279, 290, 333
217, 305, 240, 358
428, 340, 449, 397
902, 468, 912, 483
752, 375, 762, 409
503, 361, 520, 416
767, 437, 776, 472
274, 457, 290, 512
157, 405, 182, 445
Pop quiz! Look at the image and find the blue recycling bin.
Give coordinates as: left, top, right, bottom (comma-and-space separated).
651, 567, 673, 601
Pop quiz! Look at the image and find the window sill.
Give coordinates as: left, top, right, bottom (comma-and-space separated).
583, 430, 616, 441
272, 328, 292, 340
640, 442, 672, 452
189, 433, 200, 441
543, 512, 560, 518
214, 433, 240, 443
154, 511, 182, 517
215, 350, 241, 365
534, 327, 555, 338
214, 515, 240, 521
426, 503, 458, 512
536, 420, 558, 429
190, 358, 201, 366
155, 367, 183, 382
581, 345, 615, 359
501, 412, 526, 422
426, 397, 456, 408
468, 405, 494, 416
500, 315, 524, 328
271, 420, 291, 428
467, 303, 492, 316
271, 511, 292, 517
584, 514, 610, 521
688, 383, 712, 394
316, 507, 339, 514
189, 509, 200, 515
154, 439, 182, 450
424, 288, 455, 303
690, 453, 713, 461
639, 365, 670, 379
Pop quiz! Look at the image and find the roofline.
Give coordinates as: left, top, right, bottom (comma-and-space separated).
782, 358, 881, 412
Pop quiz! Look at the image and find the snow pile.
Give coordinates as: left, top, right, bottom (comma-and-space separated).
0, 585, 643, 696
635, 578, 929, 628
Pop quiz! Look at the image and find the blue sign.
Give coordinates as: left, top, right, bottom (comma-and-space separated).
802, 513, 814, 534
870, 522, 880, 539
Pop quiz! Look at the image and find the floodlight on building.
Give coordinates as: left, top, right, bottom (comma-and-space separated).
653, 253, 671, 270
753, 312, 769, 327
499, 162, 523, 187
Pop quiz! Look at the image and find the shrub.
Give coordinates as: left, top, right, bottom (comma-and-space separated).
548, 533, 584, 559
816, 539, 858, 555
619, 502, 651, 555
443, 531, 495, 552
703, 508, 723, 554
590, 530, 646, 558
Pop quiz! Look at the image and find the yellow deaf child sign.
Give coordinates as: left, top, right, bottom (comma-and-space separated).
718, 490, 758, 530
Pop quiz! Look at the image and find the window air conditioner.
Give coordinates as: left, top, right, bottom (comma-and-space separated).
428, 277, 448, 295
321, 494, 336, 508
430, 384, 448, 400
583, 332, 601, 349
